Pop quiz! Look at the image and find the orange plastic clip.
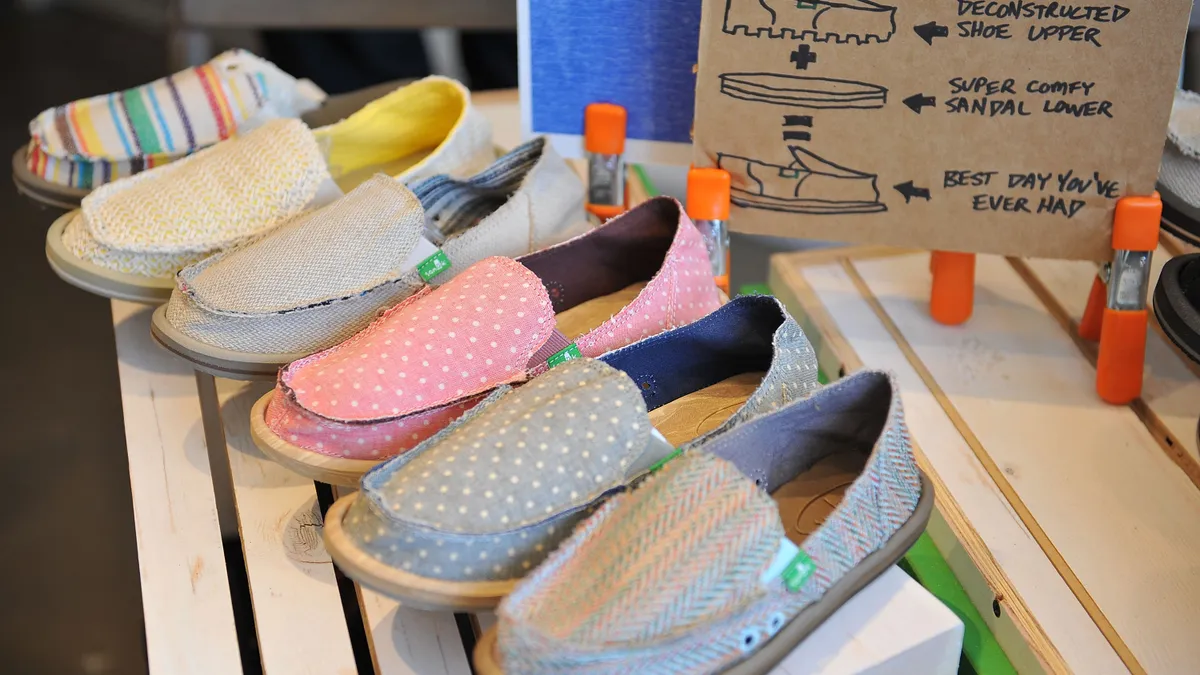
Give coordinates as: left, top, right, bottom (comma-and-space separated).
584, 103, 628, 220
1095, 195, 1161, 404
687, 167, 732, 295
929, 251, 975, 325
1078, 273, 1106, 341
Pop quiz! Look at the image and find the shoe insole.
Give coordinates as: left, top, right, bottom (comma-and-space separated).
331, 149, 433, 193
554, 282, 648, 340
646, 372, 766, 447
772, 452, 866, 546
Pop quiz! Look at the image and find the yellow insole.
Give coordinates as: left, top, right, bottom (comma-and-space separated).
772, 452, 864, 545
647, 372, 766, 447
553, 282, 648, 340
330, 150, 433, 193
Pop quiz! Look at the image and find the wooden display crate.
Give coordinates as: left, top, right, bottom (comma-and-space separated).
769, 236, 1200, 675
101, 91, 962, 674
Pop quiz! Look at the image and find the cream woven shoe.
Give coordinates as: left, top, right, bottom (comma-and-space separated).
45, 76, 493, 302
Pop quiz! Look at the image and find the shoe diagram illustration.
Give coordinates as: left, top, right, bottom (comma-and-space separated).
713, 0, 937, 216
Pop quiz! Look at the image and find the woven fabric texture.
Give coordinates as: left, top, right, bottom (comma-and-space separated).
177, 175, 424, 315
1162, 90, 1200, 208
80, 117, 326, 254
164, 137, 586, 354
27, 49, 322, 190
498, 370, 924, 674
60, 212, 210, 278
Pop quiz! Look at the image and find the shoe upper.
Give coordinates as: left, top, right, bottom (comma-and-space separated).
59, 76, 492, 279
163, 137, 586, 355
1160, 90, 1200, 218
264, 196, 722, 460
497, 370, 925, 675
26, 49, 326, 191
334, 295, 822, 586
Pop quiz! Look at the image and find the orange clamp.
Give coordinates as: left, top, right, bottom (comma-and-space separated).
929, 251, 975, 325
1096, 308, 1149, 404
686, 167, 731, 221
584, 103, 627, 155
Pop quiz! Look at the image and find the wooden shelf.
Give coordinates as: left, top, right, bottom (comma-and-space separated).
770, 241, 1200, 675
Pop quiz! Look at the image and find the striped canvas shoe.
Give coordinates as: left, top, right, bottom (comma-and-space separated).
317, 295, 822, 611
16, 49, 325, 208
150, 138, 587, 379
247, 197, 726, 487
44, 75, 494, 303
476, 369, 932, 674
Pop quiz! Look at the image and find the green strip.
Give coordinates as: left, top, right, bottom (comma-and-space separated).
78, 162, 94, 189
646, 447, 683, 474
631, 164, 659, 197
737, 283, 772, 297
901, 533, 1016, 675
123, 89, 163, 155
546, 343, 582, 368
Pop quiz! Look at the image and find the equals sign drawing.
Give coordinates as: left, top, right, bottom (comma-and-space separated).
782, 115, 813, 142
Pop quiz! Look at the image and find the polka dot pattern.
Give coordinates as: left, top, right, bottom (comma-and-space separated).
341, 358, 650, 582
574, 212, 722, 358
283, 256, 554, 423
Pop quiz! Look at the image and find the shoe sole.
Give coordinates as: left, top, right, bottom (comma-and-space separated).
45, 211, 175, 303
323, 491, 517, 611
1153, 254, 1200, 365
731, 190, 887, 215
248, 391, 381, 487
149, 305, 304, 380
473, 470, 935, 674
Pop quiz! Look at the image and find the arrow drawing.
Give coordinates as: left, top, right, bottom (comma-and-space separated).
903, 93, 936, 113
913, 22, 948, 45
893, 181, 931, 203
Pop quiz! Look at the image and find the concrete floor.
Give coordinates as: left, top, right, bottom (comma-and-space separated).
0, 8, 162, 674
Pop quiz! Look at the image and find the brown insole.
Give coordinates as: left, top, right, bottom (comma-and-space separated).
647, 372, 765, 447
553, 282, 648, 340
772, 452, 865, 546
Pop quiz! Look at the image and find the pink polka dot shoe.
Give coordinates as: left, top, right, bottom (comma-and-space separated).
249, 196, 723, 485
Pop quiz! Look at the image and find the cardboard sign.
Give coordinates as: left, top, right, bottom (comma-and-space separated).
517, 0, 699, 164
693, 0, 1192, 260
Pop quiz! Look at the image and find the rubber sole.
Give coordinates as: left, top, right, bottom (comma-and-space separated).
248, 391, 379, 486
45, 211, 175, 303
149, 305, 303, 380
473, 471, 935, 674
324, 492, 516, 611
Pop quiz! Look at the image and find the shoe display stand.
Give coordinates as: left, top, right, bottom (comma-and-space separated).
770, 235, 1200, 674
102, 91, 964, 675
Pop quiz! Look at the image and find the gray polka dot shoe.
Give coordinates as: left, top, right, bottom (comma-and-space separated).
322, 295, 824, 611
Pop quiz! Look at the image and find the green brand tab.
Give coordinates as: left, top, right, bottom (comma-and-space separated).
782, 550, 816, 592
546, 343, 582, 368
646, 447, 683, 474
417, 250, 451, 282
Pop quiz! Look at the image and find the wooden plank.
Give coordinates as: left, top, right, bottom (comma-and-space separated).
110, 301, 242, 674
771, 256, 1121, 674
850, 252, 1200, 674
1016, 253, 1200, 475
357, 591, 472, 675
212, 378, 359, 675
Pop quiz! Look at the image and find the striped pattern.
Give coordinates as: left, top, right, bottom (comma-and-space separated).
411, 137, 545, 238
498, 370, 925, 674
26, 49, 316, 190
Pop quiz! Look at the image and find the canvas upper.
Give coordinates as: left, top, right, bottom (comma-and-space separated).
263, 197, 723, 461
496, 369, 925, 674
162, 137, 587, 355
336, 295, 822, 586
